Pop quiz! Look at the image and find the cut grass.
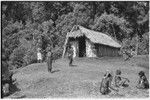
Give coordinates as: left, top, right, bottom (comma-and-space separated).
9, 56, 149, 98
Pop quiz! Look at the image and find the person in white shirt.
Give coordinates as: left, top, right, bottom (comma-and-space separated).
37, 48, 42, 63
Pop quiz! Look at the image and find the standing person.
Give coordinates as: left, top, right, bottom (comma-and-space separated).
100, 71, 118, 95
68, 45, 74, 66
46, 46, 53, 73
37, 48, 42, 63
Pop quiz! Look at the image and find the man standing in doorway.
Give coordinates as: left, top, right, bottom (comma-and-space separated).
68, 44, 74, 66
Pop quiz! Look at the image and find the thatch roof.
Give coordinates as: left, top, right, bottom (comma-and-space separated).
67, 25, 121, 48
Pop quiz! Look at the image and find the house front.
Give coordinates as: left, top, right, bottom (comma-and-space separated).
62, 25, 121, 58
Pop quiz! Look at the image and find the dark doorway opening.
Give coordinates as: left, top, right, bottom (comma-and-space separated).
78, 36, 86, 57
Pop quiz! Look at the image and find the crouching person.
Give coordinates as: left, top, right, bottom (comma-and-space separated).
2, 72, 15, 98
114, 70, 130, 88
136, 71, 149, 89
100, 71, 118, 95
2, 83, 9, 97
2, 74, 10, 98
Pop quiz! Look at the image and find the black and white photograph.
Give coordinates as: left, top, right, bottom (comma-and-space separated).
1, 0, 149, 98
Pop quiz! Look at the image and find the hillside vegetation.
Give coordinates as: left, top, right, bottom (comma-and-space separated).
2, 1, 149, 71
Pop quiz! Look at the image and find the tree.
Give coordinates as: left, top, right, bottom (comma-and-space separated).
92, 12, 132, 41
1, 1, 149, 70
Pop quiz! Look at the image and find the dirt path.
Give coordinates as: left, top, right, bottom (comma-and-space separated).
8, 56, 149, 98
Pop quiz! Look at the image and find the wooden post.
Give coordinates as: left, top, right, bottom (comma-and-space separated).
62, 36, 68, 58
62, 25, 77, 58
135, 34, 139, 56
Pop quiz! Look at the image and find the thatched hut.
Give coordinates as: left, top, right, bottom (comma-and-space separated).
62, 25, 121, 58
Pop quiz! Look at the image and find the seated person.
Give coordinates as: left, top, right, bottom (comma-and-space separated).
2, 83, 9, 96
2, 72, 15, 97
136, 71, 149, 89
114, 70, 130, 88
100, 71, 118, 95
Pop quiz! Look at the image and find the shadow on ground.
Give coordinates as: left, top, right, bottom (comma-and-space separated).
136, 63, 149, 69
70, 65, 77, 67
51, 69, 60, 73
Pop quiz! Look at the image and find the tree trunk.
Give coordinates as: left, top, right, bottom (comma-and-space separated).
90, 2, 97, 21
92, 2, 96, 21
62, 37, 68, 58
135, 34, 138, 55
135, 27, 140, 55
111, 24, 116, 40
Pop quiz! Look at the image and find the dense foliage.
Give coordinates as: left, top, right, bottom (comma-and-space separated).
2, 1, 149, 71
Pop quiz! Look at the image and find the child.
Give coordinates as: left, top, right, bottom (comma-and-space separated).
114, 70, 130, 88
37, 48, 42, 63
100, 71, 118, 95
136, 71, 149, 89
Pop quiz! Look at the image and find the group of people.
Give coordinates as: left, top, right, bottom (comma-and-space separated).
36, 44, 54, 73
46, 44, 75, 72
37, 44, 149, 96
37, 43, 74, 73
2, 44, 149, 98
100, 70, 149, 95
2, 44, 73, 97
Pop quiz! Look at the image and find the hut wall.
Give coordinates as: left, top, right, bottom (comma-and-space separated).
96, 44, 120, 57
86, 39, 97, 57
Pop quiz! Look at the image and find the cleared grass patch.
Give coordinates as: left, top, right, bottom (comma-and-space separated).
9, 56, 149, 98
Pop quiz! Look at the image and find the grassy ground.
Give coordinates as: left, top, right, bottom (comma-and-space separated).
8, 55, 149, 98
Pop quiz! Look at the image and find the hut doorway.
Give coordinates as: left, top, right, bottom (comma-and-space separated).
78, 36, 86, 57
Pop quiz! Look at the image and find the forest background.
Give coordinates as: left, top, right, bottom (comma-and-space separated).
1, 1, 149, 73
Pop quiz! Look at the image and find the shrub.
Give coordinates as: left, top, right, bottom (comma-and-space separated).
9, 46, 27, 69
52, 46, 63, 60
138, 38, 149, 55
121, 33, 149, 55
2, 61, 9, 77
23, 47, 37, 65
